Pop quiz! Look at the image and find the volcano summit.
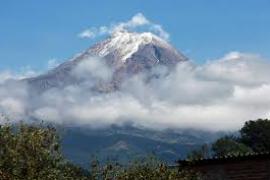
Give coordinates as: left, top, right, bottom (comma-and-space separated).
26, 31, 188, 92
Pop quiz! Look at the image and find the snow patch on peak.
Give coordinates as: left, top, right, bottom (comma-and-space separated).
92, 31, 170, 62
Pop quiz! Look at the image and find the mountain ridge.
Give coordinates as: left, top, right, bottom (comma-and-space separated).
25, 31, 188, 92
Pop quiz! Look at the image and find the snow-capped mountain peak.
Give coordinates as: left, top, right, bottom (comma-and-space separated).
26, 31, 188, 91
90, 31, 172, 63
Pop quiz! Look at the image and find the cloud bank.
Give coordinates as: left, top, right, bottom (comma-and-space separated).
78, 13, 170, 41
0, 52, 270, 131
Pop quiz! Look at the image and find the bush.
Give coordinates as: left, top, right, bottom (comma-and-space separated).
89, 157, 201, 180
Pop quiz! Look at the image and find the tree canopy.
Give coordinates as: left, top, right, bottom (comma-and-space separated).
212, 136, 252, 157
240, 119, 270, 152
0, 123, 88, 179
188, 119, 270, 159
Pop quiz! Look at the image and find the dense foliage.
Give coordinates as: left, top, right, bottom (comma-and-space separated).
2, 119, 268, 179
188, 119, 270, 159
240, 119, 270, 152
0, 123, 200, 180
89, 157, 201, 180
0, 123, 89, 179
211, 136, 252, 157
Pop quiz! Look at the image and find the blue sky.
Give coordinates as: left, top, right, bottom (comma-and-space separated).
0, 0, 269, 71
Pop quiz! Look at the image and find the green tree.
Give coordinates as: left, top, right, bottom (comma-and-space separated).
212, 136, 252, 157
0, 123, 62, 179
187, 144, 211, 160
0, 123, 88, 179
240, 119, 270, 152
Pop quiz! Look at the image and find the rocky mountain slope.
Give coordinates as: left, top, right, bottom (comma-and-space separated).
26, 31, 187, 92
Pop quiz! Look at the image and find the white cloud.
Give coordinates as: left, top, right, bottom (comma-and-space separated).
0, 71, 15, 84
0, 81, 29, 122
47, 58, 60, 69
0, 67, 37, 85
150, 24, 170, 41
115, 13, 150, 31
72, 56, 112, 82
1, 52, 270, 131
78, 13, 170, 41
129, 13, 149, 26
78, 29, 97, 39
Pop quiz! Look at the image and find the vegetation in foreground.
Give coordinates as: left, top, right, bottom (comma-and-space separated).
0, 118, 269, 179
0, 123, 200, 180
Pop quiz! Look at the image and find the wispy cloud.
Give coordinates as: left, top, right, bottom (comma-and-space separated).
78, 27, 108, 39
47, 58, 60, 69
78, 13, 170, 40
0, 67, 37, 85
0, 59, 62, 85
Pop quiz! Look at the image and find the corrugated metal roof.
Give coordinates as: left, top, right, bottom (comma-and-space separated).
178, 152, 270, 167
